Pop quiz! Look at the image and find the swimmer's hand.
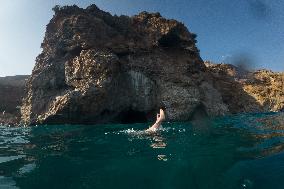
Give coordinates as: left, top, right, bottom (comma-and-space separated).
146, 109, 165, 132
156, 109, 165, 123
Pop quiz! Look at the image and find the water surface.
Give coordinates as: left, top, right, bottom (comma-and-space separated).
1, 112, 284, 189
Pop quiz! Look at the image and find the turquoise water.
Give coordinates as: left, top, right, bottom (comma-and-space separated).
1, 112, 284, 189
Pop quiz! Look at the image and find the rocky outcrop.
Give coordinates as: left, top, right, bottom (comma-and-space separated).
205, 61, 284, 113
21, 4, 229, 125
21, 4, 283, 125
0, 75, 28, 125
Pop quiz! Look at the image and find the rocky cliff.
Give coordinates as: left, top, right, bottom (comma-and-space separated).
0, 75, 28, 125
205, 62, 284, 113
21, 4, 228, 125
21, 4, 283, 125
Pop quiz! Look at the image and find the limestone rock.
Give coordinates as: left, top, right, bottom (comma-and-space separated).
0, 75, 28, 125
21, 4, 283, 125
21, 4, 227, 125
205, 61, 284, 113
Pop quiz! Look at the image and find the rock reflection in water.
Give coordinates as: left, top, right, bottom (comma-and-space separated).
216, 112, 284, 160
242, 113, 284, 158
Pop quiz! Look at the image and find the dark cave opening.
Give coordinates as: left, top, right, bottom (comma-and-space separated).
158, 29, 181, 47
190, 104, 209, 121
69, 46, 83, 56
116, 109, 148, 124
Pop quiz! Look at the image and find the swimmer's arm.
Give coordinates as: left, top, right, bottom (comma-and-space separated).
146, 111, 165, 132
146, 122, 160, 132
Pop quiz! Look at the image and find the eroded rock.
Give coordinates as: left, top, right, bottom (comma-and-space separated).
205, 61, 284, 113
21, 4, 227, 125
21, 4, 283, 125
0, 75, 28, 125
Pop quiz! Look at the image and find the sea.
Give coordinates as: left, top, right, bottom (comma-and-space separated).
0, 112, 284, 189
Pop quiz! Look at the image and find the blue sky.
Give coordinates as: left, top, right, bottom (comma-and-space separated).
0, 0, 284, 76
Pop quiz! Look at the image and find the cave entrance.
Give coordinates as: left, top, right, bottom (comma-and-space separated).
116, 109, 148, 124
158, 29, 181, 47
189, 104, 209, 121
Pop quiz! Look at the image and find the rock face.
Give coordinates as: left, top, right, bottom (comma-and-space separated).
21, 4, 228, 125
0, 75, 28, 125
21, 4, 283, 125
205, 62, 284, 113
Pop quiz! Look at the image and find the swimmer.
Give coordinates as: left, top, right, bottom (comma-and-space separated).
146, 108, 166, 132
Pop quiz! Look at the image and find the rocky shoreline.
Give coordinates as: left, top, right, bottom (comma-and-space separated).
0, 75, 28, 125
205, 62, 284, 113
1, 4, 283, 126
